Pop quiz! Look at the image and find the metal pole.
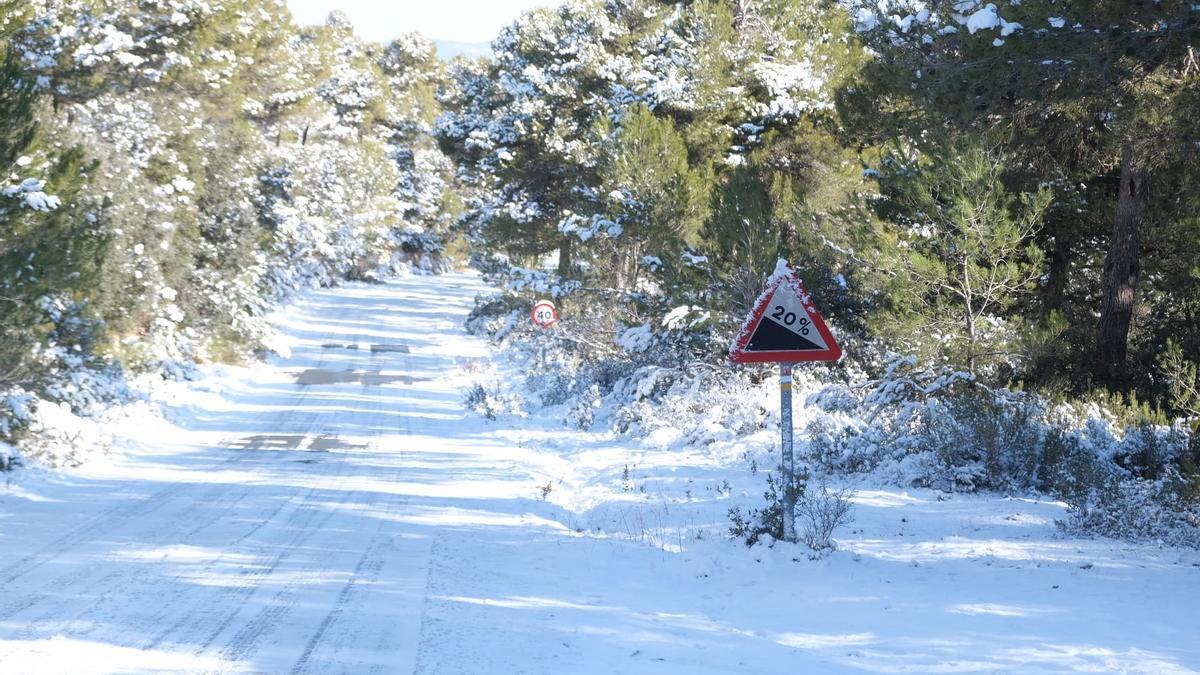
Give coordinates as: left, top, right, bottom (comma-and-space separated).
780, 362, 796, 543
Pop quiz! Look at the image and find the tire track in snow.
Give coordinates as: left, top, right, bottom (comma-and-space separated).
173, 329, 385, 664
0, 382, 321, 628
0, 452, 247, 588
286, 363, 405, 675
0, 331, 336, 593
149, 411, 357, 654
211, 456, 369, 662
0, 468, 261, 624
411, 536, 447, 675
1, 278, 483, 672
101, 447, 327, 649
0, 476, 262, 640
0, 314, 346, 642
287, 529, 391, 675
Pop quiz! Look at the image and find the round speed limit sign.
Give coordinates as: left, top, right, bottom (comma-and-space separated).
531, 300, 558, 328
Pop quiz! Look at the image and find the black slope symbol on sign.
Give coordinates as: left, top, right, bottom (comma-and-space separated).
746, 315, 825, 352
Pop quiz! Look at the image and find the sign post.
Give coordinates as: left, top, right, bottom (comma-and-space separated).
779, 362, 796, 543
729, 260, 841, 543
531, 300, 559, 369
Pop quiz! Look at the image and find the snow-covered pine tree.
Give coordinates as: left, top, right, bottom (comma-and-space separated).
848, 0, 1200, 387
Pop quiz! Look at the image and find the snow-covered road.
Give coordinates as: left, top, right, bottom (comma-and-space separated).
0, 274, 519, 673
2, 273, 1199, 674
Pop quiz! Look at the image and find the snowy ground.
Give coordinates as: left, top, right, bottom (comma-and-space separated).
1, 273, 1198, 674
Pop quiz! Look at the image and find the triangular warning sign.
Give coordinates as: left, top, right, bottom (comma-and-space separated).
729, 264, 841, 363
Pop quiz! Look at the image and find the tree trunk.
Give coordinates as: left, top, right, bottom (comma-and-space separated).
557, 235, 573, 278
963, 258, 977, 375
1097, 144, 1148, 375
1041, 234, 1070, 318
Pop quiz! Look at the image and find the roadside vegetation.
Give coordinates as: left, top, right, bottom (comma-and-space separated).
447, 0, 1200, 549
1, 1, 459, 465
3, 0, 1198, 548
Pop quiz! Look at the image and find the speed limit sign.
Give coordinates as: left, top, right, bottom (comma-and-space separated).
531, 300, 558, 328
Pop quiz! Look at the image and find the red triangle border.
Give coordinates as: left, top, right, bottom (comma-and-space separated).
729, 273, 842, 364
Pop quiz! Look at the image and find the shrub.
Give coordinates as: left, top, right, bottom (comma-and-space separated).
919, 389, 1045, 491
729, 471, 800, 547
796, 478, 855, 555
463, 382, 498, 420
1064, 468, 1200, 548
0, 441, 18, 471
803, 354, 1200, 547
464, 292, 527, 336
564, 383, 601, 430
729, 470, 856, 554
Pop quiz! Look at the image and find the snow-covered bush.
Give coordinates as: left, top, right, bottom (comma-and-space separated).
0, 390, 35, 470
0, 440, 17, 471
796, 479, 855, 556
728, 470, 855, 554
461, 357, 522, 421
1038, 407, 1200, 547
464, 292, 527, 338
805, 356, 1049, 490
805, 356, 1200, 546
463, 382, 499, 420
805, 356, 975, 482
920, 390, 1045, 491
564, 383, 602, 431
466, 278, 757, 442
1064, 468, 1200, 548
16, 397, 111, 468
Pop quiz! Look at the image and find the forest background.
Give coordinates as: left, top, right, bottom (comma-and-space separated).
2, 0, 1198, 544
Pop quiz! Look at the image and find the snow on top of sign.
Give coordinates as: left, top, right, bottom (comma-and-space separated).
731, 273, 780, 354
770, 257, 792, 283
764, 258, 815, 304
730, 259, 812, 356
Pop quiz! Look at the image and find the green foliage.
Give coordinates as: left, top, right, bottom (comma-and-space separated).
872, 137, 1051, 378
0, 51, 37, 170
440, 0, 871, 331
728, 468, 854, 553
849, 0, 1200, 392
705, 161, 784, 311
1158, 340, 1200, 418
728, 469, 807, 546
1, 27, 100, 387
464, 382, 499, 420
1084, 389, 1171, 430
593, 106, 712, 289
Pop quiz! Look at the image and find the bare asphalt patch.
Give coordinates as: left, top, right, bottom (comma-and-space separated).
294, 368, 428, 387
319, 343, 410, 354
226, 433, 368, 452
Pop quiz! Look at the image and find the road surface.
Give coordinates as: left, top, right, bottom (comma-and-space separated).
0, 274, 564, 673
3, 273, 1198, 675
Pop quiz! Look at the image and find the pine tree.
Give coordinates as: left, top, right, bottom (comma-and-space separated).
0, 15, 40, 386
706, 161, 782, 312
593, 105, 711, 290
1, 16, 98, 387
849, 0, 1200, 385
874, 136, 1051, 377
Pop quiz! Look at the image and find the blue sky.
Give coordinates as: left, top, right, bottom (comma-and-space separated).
285, 0, 555, 46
